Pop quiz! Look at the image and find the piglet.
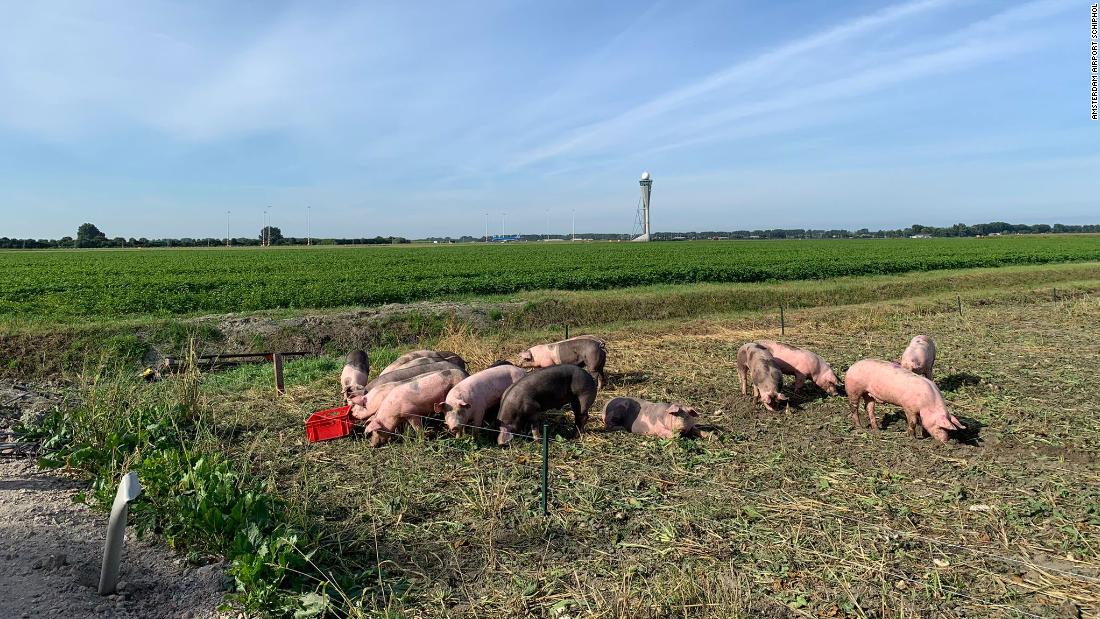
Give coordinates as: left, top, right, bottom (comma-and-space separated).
755, 340, 839, 395
518, 336, 607, 387
899, 335, 936, 379
844, 358, 964, 443
436, 364, 527, 435
603, 397, 699, 438
736, 343, 788, 411
364, 368, 469, 447
497, 364, 597, 445
340, 350, 370, 401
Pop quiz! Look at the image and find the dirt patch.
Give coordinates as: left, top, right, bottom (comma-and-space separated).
0, 458, 228, 618
1, 382, 229, 618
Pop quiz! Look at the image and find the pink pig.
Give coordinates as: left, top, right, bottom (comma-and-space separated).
754, 340, 839, 395
348, 379, 404, 421
365, 368, 468, 447
736, 343, 788, 411
435, 364, 527, 435
603, 397, 699, 438
844, 359, 965, 443
899, 335, 936, 379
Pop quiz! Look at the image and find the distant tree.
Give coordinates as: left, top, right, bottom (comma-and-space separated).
259, 226, 283, 245
76, 223, 108, 248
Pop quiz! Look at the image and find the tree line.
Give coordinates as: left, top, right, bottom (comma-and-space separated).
1, 221, 1097, 249
0, 223, 411, 249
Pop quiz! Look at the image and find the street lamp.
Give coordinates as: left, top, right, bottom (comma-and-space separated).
306, 206, 311, 246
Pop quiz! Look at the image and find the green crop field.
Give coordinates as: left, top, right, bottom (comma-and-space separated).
2, 236, 1100, 322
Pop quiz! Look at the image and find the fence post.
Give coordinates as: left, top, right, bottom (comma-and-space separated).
541, 422, 549, 517
780, 306, 785, 336
1053, 288, 1057, 302
956, 295, 962, 316
273, 353, 285, 396
564, 325, 569, 340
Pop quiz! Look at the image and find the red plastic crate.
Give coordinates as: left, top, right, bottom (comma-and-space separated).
306, 405, 352, 443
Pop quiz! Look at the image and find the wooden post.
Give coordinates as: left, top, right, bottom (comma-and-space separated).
956, 295, 962, 316
780, 306, 785, 336
564, 325, 569, 340
273, 353, 285, 396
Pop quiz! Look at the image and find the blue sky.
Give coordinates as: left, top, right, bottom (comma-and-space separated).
0, 0, 1095, 239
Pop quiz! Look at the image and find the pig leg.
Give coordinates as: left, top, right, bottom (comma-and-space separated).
848, 392, 864, 428
737, 364, 748, 395
595, 370, 606, 389
864, 398, 880, 431
904, 412, 919, 438
572, 396, 588, 434
792, 372, 806, 392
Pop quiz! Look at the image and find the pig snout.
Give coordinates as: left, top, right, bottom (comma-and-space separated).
762, 392, 788, 411
924, 411, 966, 443
498, 425, 516, 445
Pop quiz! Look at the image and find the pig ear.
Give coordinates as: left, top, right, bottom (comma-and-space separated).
433, 402, 446, 414
776, 393, 789, 401
666, 405, 680, 415
684, 407, 699, 417
456, 398, 469, 409
520, 351, 533, 361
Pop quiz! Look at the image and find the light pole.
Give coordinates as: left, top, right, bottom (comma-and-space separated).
545, 209, 549, 241
501, 212, 506, 237
306, 206, 311, 246
226, 210, 231, 248
484, 212, 489, 242
571, 209, 576, 242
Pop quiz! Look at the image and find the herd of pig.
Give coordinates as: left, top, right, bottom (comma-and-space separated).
336, 333, 966, 448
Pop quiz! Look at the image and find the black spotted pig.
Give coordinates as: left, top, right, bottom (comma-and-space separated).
365, 360, 463, 391
364, 368, 468, 447
379, 350, 467, 376
899, 335, 936, 379
340, 350, 370, 401
603, 397, 699, 438
518, 336, 607, 387
497, 364, 597, 445
736, 342, 788, 411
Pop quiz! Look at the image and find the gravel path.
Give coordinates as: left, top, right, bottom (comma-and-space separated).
1, 380, 229, 618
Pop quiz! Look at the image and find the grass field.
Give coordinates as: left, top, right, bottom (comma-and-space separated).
218, 285, 1100, 617
3, 236, 1100, 323
30, 265, 1100, 618
13, 240, 1100, 617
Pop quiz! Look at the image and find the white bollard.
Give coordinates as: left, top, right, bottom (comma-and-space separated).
98, 471, 142, 595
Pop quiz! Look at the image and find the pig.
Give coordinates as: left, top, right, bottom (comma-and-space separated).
844, 359, 965, 443
899, 335, 936, 379
755, 340, 839, 395
602, 397, 699, 438
348, 379, 405, 421
435, 364, 527, 434
736, 342, 788, 411
340, 350, 370, 401
364, 368, 468, 447
497, 364, 598, 445
379, 350, 467, 376
518, 336, 607, 387
364, 360, 463, 391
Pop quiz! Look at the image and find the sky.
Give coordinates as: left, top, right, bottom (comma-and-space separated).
0, 0, 1096, 239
